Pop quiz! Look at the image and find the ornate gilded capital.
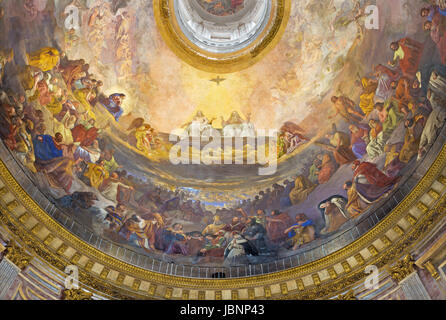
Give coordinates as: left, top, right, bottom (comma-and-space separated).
388, 254, 416, 283
4, 240, 32, 270
335, 289, 358, 300
62, 288, 93, 301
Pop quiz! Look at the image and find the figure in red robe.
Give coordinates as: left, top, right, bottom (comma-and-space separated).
0, 103, 19, 151
351, 160, 400, 204
59, 60, 88, 89
231, 0, 244, 8
71, 120, 99, 147
389, 38, 424, 79
425, 12, 446, 64
266, 210, 293, 244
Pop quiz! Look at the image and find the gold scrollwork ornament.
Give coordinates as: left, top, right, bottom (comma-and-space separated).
388, 254, 416, 283
335, 289, 358, 300
4, 240, 32, 270
62, 288, 93, 300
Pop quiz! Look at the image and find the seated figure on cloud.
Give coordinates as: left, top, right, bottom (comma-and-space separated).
221, 111, 256, 138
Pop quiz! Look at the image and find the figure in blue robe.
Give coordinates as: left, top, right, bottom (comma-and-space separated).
33, 135, 63, 161
287, 220, 314, 239
102, 93, 125, 121
427, 5, 446, 22
32, 134, 74, 192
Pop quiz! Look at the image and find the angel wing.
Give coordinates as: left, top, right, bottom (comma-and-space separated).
127, 118, 145, 131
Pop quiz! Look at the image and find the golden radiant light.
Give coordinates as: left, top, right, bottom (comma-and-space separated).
179, 65, 255, 128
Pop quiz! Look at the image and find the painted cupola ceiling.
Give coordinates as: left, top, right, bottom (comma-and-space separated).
0, 0, 446, 292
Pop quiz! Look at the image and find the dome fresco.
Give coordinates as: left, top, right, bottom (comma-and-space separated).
196, 0, 246, 17
0, 0, 446, 280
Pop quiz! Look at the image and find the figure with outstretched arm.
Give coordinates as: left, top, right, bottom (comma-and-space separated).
329, 96, 364, 124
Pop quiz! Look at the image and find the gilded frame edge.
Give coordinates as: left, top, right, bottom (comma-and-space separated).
152, 0, 292, 73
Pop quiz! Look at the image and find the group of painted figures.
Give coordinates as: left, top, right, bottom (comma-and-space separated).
216, 2, 446, 258
181, 110, 256, 138
0, 1, 446, 266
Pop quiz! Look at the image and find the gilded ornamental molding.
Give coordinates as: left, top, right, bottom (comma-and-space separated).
62, 289, 93, 301
423, 261, 441, 281
335, 289, 358, 300
3, 240, 32, 270
153, 0, 291, 73
388, 255, 416, 283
